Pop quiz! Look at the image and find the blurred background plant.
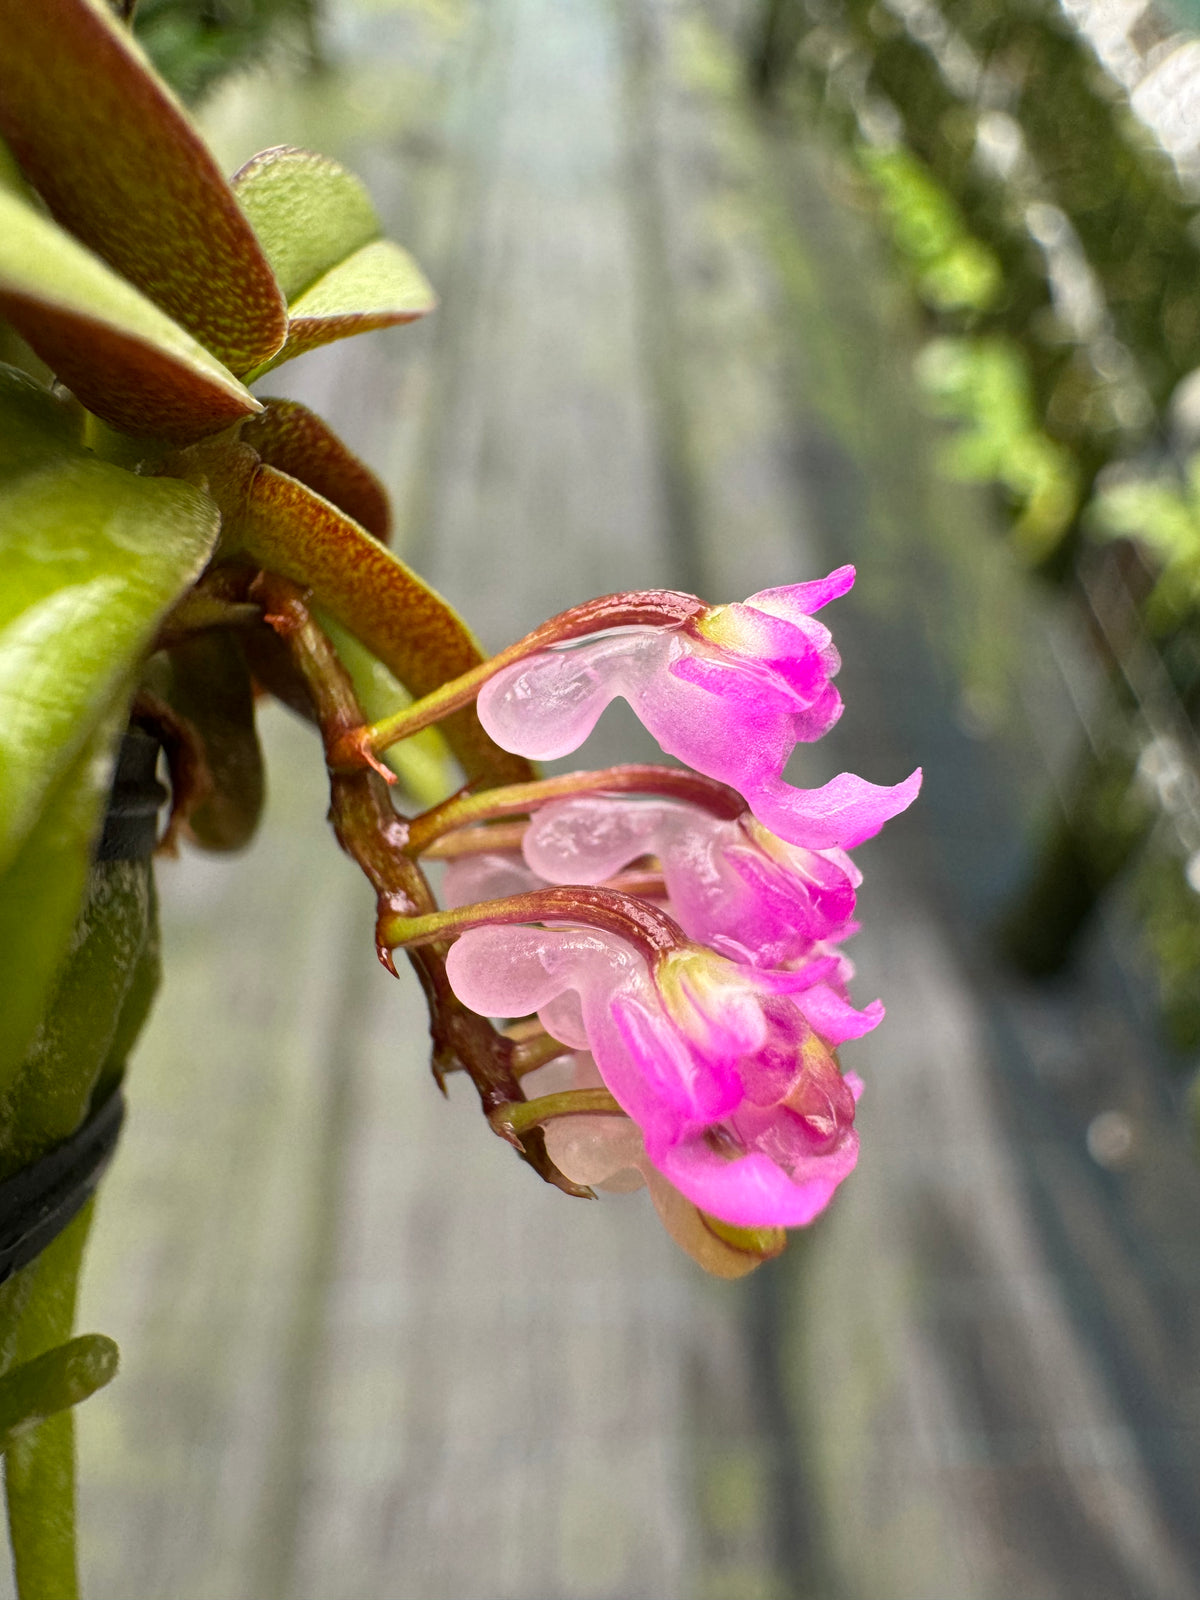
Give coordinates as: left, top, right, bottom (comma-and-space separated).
133, 0, 322, 106
754, 0, 1200, 1056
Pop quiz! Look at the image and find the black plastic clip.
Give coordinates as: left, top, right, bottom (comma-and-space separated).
0, 1090, 126, 1287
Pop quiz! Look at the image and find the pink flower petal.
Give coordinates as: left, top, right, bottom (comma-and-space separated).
749, 767, 923, 850
793, 984, 884, 1043
653, 1134, 859, 1228
745, 566, 856, 620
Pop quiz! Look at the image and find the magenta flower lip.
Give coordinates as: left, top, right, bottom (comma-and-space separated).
520, 796, 863, 967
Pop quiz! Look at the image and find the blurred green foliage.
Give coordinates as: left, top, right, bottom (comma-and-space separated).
753, 0, 1200, 1049
132, 0, 319, 104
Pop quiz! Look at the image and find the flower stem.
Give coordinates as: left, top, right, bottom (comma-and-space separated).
421, 821, 530, 860
379, 884, 689, 963
491, 1088, 624, 1141
511, 1032, 573, 1076
255, 575, 591, 1197
329, 591, 705, 769
407, 764, 743, 854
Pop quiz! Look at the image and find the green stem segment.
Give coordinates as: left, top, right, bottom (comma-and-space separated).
2, 1206, 96, 1600
379, 884, 688, 964
407, 764, 743, 855
491, 1088, 624, 1140
332, 591, 705, 767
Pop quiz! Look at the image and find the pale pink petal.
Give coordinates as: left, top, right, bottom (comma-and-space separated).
745, 565, 855, 620
442, 851, 542, 908
522, 797, 676, 885
542, 1113, 646, 1191
477, 632, 671, 760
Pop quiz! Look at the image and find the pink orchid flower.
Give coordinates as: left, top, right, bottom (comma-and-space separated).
520, 795, 860, 967
445, 924, 876, 1228
527, 1053, 786, 1278
475, 567, 922, 849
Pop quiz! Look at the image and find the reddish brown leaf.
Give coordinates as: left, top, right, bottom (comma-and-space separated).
241, 399, 391, 542
0, 0, 287, 374
0, 290, 260, 441
233, 466, 532, 787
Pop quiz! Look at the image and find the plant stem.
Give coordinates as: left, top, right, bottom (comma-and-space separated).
1, 1206, 94, 1600
255, 575, 591, 1196
330, 591, 705, 767
491, 1088, 624, 1140
407, 763, 743, 854
379, 884, 688, 963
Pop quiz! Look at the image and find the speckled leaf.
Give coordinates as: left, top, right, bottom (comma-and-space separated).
232, 146, 381, 303
0, 193, 262, 441
0, 0, 287, 374
232, 465, 532, 786
252, 242, 436, 376
242, 398, 391, 541
0, 366, 222, 876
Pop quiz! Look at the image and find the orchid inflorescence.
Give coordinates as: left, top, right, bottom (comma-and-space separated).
314, 567, 921, 1279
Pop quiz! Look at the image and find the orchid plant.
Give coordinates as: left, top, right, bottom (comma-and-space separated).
0, 0, 919, 1591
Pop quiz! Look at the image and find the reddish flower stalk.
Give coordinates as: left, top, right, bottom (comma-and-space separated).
378, 884, 690, 965
255, 572, 591, 1197
327, 590, 706, 770
405, 763, 743, 856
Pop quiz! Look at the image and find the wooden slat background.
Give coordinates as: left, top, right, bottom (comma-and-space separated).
16, 0, 1200, 1595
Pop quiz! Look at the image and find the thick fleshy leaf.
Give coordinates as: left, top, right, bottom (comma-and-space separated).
0, 365, 222, 874
0, 192, 261, 441
253, 242, 436, 375
0, 0, 287, 374
232, 465, 531, 786
242, 398, 390, 540
231, 146, 434, 376
231, 146, 381, 303
0, 718, 118, 1094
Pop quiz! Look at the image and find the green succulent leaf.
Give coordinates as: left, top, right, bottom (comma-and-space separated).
0, 719, 119, 1097
231, 465, 532, 786
0, 365, 222, 877
0, 1336, 119, 1454
232, 145, 382, 303
252, 242, 436, 376
0, 0, 287, 374
232, 146, 434, 375
0, 192, 262, 441
242, 398, 391, 541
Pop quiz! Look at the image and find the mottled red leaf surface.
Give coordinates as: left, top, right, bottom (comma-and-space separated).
0, 0, 287, 374
242, 400, 391, 542
234, 466, 532, 786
